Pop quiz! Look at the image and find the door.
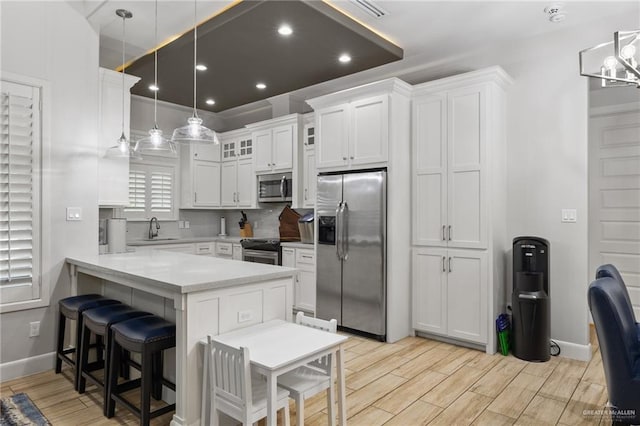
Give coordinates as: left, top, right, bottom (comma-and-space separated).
341, 170, 386, 336
316, 104, 349, 169
447, 85, 487, 249
253, 129, 272, 173
350, 95, 388, 166
220, 161, 237, 207
272, 124, 293, 171
412, 247, 447, 335
193, 161, 220, 206
303, 148, 316, 208
589, 106, 640, 319
236, 158, 254, 207
316, 174, 343, 324
413, 94, 448, 246
296, 269, 316, 312
446, 249, 487, 344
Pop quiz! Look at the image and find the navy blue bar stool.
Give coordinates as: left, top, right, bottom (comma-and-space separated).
55, 294, 121, 390
78, 304, 152, 414
107, 315, 176, 426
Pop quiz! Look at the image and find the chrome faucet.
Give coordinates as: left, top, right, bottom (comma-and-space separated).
148, 217, 160, 239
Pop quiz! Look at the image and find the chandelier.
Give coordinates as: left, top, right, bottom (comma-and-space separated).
579, 30, 640, 88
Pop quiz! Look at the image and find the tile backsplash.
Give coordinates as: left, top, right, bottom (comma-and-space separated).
99, 205, 313, 242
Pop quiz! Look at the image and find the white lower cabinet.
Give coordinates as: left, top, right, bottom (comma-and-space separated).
232, 243, 243, 261
151, 244, 196, 255
282, 247, 316, 313
412, 247, 487, 344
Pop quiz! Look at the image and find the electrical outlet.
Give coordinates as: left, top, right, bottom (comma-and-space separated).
29, 321, 40, 337
253, 221, 258, 229
178, 220, 185, 229
184, 221, 190, 229
238, 310, 253, 323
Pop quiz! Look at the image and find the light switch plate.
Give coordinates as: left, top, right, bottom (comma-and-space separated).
66, 207, 82, 221
184, 221, 190, 229
561, 209, 577, 223
238, 310, 253, 323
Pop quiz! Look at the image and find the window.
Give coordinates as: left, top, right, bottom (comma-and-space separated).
1, 78, 43, 307
124, 160, 177, 220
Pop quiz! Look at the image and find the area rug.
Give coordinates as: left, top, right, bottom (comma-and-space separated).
0, 393, 50, 426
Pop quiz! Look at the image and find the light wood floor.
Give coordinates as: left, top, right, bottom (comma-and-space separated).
0, 331, 609, 425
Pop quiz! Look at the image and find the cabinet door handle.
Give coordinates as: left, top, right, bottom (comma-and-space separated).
442, 225, 446, 241
236, 192, 240, 203
342, 156, 347, 161
448, 225, 452, 241
350, 156, 354, 160
442, 256, 446, 272
194, 192, 197, 203
448, 257, 452, 273
301, 255, 313, 259
304, 188, 308, 200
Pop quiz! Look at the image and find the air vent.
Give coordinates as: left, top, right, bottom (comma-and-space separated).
350, 0, 388, 18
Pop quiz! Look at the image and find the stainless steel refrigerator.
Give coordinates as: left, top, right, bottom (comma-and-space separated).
316, 169, 386, 341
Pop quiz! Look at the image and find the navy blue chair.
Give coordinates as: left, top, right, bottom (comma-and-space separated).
588, 277, 640, 424
55, 294, 120, 390
107, 315, 176, 426
78, 304, 152, 415
596, 264, 640, 340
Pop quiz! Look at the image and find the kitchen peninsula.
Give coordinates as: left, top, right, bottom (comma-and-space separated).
66, 251, 296, 426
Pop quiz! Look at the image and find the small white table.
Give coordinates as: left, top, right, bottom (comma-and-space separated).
211, 320, 348, 426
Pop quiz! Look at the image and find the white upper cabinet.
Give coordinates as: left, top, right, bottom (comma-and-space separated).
350, 95, 389, 166
180, 142, 221, 209
251, 116, 298, 174
413, 84, 487, 249
307, 80, 410, 172
315, 104, 349, 169
98, 68, 140, 207
220, 129, 256, 208
301, 116, 316, 208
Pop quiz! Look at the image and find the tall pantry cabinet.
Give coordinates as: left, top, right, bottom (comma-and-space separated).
411, 67, 512, 353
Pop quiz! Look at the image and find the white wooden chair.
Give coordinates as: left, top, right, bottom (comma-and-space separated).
204, 336, 291, 426
278, 312, 338, 426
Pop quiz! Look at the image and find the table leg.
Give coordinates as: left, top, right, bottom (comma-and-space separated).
336, 345, 347, 426
267, 373, 277, 426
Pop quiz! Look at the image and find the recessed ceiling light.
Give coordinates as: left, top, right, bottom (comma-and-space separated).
205, 99, 215, 105
256, 82, 267, 90
338, 54, 352, 63
278, 24, 293, 36
149, 84, 159, 91
196, 64, 208, 71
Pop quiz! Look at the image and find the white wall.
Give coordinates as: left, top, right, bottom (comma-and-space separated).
0, 1, 100, 373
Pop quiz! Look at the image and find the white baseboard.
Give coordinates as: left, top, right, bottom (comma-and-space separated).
554, 339, 592, 361
0, 352, 56, 382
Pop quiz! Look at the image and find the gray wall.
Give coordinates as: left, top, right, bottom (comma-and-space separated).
0, 2, 100, 367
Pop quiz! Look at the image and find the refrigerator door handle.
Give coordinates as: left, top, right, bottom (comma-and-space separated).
336, 202, 343, 259
342, 202, 349, 260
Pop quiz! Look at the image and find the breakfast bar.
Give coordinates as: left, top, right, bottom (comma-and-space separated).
66, 251, 296, 426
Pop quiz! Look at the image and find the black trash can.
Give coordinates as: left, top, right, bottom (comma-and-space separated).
512, 236, 550, 362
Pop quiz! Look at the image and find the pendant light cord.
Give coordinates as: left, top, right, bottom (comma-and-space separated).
153, 0, 159, 129
120, 12, 126, 139
192, 0, 198, 118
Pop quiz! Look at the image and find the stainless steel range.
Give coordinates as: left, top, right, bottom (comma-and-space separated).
240, 239, 281, 265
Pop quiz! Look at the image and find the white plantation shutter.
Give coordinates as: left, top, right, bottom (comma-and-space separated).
0, 80, 41, 304
150, 171, 172, 213
127, 169, 146, 213
124, 162, 176, 220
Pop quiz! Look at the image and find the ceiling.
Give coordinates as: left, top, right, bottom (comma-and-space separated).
71, 0, 640, 113
124, 1, 403, 112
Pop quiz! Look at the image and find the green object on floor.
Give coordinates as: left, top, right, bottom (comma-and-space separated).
498, 330, 510, 356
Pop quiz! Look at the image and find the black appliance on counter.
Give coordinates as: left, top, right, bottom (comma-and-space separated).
512, 236, 550, 362
240, 239, 281, 265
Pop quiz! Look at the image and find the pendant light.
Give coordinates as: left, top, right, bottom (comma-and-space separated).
134, 0, 177, 156
105, 9, 142, 159
171, 0, 219, 144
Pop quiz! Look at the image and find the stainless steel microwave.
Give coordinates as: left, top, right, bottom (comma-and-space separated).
258, 172, 292, 203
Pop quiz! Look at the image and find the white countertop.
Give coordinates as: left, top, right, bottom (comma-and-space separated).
66, 251, 296, 294
281, 242, 314, 250
127, 236, 244, 246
